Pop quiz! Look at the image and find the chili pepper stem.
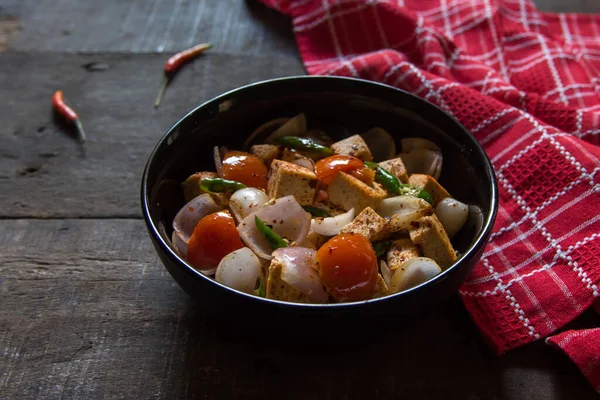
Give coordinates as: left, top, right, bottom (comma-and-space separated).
73, 119, 87, 143
154, 75, 170, 108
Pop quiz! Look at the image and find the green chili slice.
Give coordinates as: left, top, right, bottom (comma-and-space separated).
274, 136, 333, 155
398, 184, 434, 206
364, 161, 402, 195
302, 205, 332, 218
200, 178, 246, 193
365, 161, 434, 205
254, 216, 288, 250
372, 240, 392, 258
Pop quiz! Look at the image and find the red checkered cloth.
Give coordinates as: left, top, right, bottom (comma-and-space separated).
259, 0, 600, 390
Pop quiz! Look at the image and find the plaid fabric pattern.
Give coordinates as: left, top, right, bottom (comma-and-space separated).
259, 0, 600, 389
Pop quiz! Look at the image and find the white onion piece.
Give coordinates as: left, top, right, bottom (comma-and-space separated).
377, 196, 431, 230
400, 138, 440, 153
398, 149, 442, 180
229, 188, 269, 223
293, 155, 315, 171
435, 197, 469, 238
213, 146, 223, 177
380, 260, 392, 288
265, 113, 307, 144
173, 194, 222, 241
172, 231, 189, 257
237, 196, 311, 260
361, 127, 396, 161
272, 247, 328, 303
215, 247, 262, 294
390, 257, 442, 293
310, 208, 355, 236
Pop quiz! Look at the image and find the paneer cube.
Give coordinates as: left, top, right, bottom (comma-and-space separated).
386, 238, 421, 271
331, 134, 373, 161
182, 171, 218, 202
266, 257, 317, 303
408, 174, 451, 205
378, 157, 409, 183
409, 214, 457, 269
373, 274, 389, 298
340, 207, 389, 241
327, 172, 387, 213
305, 230, 329, 249
250, 144, 280, 167
267, 159, 317, 206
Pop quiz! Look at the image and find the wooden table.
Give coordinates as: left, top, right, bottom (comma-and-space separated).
1, 1, 599, 398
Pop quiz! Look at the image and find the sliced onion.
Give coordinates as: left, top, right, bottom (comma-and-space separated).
244, 117, 290, 149
310, 208, 355, 236
213, 146, 223, 177
265, 113, 307, 144
282, 149, 316, 172
173, 194, 222, 242
237, 196, 311, 260
377, 196, 431, 231
380, 260, 392, 288
398, 149, 442, 180
435, 197, 469, 238
215, 247, 262, 294
272, 247, 328, 303
400, 138, 440, 153
172, 230, 189, 257
361, 127, 396, 161
390, 257, 442, 293
229, 188, 269, 223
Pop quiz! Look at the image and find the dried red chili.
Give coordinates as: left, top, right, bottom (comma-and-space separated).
52, 90, 86, 142
154, 42, 213, 108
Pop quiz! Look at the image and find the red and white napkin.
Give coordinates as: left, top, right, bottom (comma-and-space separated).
259, 0, 600, 390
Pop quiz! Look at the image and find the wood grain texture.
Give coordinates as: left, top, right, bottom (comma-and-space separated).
0, 219, 597, 400
6, 0, 297, 55
0, 52, 303, 218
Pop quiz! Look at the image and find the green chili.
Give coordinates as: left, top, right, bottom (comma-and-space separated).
302, 205, 332, 218
372, 240, 392, 258
364, 161, 402, 195
398, 184, 434, 206
254, 277, 266, 298
364, 161, 434, 205
254, 216, 288, 250
200, 177, 246, 193
274, 136, 333, 156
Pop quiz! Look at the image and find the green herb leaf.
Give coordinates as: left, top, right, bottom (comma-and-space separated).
255, 216, 288, 250
254, 277, 266, 298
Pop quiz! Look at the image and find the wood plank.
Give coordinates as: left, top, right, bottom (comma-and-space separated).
0, 52, 304, 218
7, 0, 297, 55
0, 219, 596, 399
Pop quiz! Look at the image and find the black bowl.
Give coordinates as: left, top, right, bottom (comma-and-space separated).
141, 76, 498, 323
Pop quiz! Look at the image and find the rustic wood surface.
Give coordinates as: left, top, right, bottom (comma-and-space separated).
1, 0, 599, 399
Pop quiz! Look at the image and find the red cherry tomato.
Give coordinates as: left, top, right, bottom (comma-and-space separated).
316, 233, 378, 302
315, 155, 364, 185
222, 151, 268, 190
186, 211, 244, 271
349, 167, 375, 186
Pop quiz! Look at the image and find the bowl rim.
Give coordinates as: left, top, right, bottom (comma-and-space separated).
141, 75, 499, 309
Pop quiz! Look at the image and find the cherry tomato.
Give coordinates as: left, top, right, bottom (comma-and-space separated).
187, 211, 244, 271
316, 233, 378, 302
349, 167, 375, 186
222, 151, 268, 190
315, 155, 364, 185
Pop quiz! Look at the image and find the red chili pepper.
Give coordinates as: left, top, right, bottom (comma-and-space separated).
154, 42, 213, 108
52, 90, 86, 142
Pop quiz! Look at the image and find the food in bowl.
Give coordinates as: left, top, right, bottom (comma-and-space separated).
170, 113, 472, 304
